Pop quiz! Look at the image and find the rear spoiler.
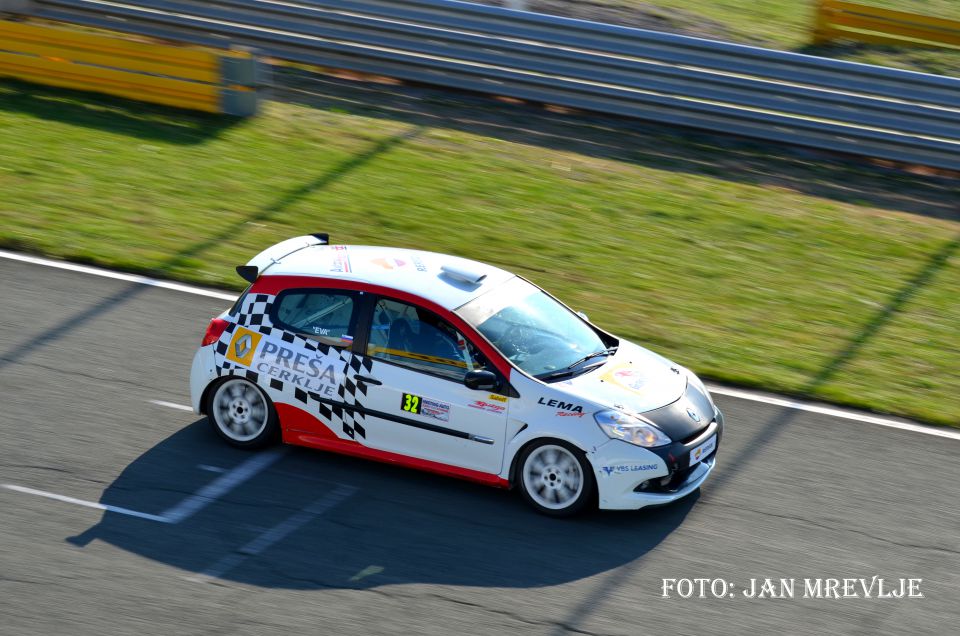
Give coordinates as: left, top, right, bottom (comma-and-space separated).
236, 233, 329, 283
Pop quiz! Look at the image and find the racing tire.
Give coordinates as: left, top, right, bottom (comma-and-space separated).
207, 377, 279, 449
518, 439, 595, 517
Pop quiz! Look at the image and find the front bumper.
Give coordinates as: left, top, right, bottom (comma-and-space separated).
589, 407, 723, 510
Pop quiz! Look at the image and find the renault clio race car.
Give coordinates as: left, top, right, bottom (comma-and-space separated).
190, 234, 723, 516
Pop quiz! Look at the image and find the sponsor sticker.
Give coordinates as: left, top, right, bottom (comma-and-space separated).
421, 397, 450, 422
330, 245, 352, 273
401, 393, 450, 422
487, 393, 508, 403
226, 326, 262, 367
689, 434, 717, 466
600, 463, 659, 477
601, 365, 650, 393
371, 257, 407, 270
468, 400, 506, 414
253, 339, 343, 397
537, 397, 583, 413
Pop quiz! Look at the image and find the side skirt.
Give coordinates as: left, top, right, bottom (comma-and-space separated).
276, 403, 510, 489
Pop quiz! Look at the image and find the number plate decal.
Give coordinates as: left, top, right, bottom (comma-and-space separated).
401, 393, 422, 414
401, 393, 450, 422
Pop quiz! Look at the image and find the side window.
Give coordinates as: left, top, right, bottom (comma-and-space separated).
271, 289, 357, 347
367, 298, 488, 381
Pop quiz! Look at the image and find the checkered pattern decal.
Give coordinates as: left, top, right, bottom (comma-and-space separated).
213, 292, 371, 440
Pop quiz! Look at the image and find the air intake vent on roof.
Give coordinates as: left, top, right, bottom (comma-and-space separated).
441, 264, 486, 285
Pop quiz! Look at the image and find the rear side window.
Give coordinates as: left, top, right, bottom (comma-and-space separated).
270, 289, 357, 347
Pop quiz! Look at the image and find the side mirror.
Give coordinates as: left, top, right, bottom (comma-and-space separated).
576, 310, 590, 322
464, 369, 500, 391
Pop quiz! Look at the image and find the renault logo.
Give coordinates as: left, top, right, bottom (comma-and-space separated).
234, 334, 253, 359
226, 326, 262, 367
686, 407, 701, 423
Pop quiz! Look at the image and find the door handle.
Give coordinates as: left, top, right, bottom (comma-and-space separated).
354, 375, 382, 386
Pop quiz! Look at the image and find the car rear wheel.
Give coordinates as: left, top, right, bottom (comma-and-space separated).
208, 377, 278, 449
518, 440, 595, 517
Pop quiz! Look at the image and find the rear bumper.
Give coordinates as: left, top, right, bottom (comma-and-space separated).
189, 345, 217, 414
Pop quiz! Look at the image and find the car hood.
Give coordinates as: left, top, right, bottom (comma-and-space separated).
551, 341, 713, 441
556, 341, 687, 414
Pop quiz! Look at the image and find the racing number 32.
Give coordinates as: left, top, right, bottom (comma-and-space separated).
401, 393, 422, 415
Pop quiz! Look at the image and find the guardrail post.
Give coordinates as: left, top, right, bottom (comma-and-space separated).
219, 50, 260, 117
0, 0, 34, 15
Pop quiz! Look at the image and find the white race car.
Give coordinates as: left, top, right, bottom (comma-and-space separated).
190, 234, 723, 516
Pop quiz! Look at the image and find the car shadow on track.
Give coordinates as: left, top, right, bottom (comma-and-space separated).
66, 419, 697, 589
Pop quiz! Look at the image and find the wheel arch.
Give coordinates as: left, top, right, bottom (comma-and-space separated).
506, 432, 592, 488
201, 373, 275, 416
198, 378, 217, 416
199, 374, 237, 416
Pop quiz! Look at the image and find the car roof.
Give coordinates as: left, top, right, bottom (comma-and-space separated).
266, 244, 517, 311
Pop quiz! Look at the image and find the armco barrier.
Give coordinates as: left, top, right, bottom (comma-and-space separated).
7, 0, 960, 168
814, 0, 960, 49
0, 19, 258, 115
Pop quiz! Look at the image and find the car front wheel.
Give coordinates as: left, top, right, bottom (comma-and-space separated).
207, 377, 278, 449
518, 440, 595, 517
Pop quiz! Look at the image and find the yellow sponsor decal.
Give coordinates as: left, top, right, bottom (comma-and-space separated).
487, 393, 508, 402
226, 326, 262, 367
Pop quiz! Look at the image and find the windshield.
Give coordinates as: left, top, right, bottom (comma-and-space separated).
456, 277, 612, 379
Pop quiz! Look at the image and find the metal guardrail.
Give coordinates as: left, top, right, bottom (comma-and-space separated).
7, 0, 960, 169
0, 17, 258, 114
814, 0, 960, 49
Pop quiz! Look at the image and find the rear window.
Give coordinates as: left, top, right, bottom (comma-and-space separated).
270, 289, 357, 347
228, 285, 252, 317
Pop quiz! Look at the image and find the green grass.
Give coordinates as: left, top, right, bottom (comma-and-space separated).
1, 76, 958, 426
522, 0, 960, 75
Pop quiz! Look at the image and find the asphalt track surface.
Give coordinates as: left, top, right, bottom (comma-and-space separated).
1, 258, 957, 635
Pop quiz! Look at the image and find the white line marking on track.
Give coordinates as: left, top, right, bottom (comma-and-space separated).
3, 249, 957, 440
349, 565, 384, 582
162, 448, 288, 524
191, 484, 357, 581
0, 249, 237, 301
149, 400, 194, 412
707, 385, 960, 441
2, 484, 170, 523
198, 464, 228, 474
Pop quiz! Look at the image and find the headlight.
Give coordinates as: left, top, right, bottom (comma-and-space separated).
595, 410, 672, 448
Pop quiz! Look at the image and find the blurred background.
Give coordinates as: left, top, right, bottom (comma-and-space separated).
1, 0, 958, 634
